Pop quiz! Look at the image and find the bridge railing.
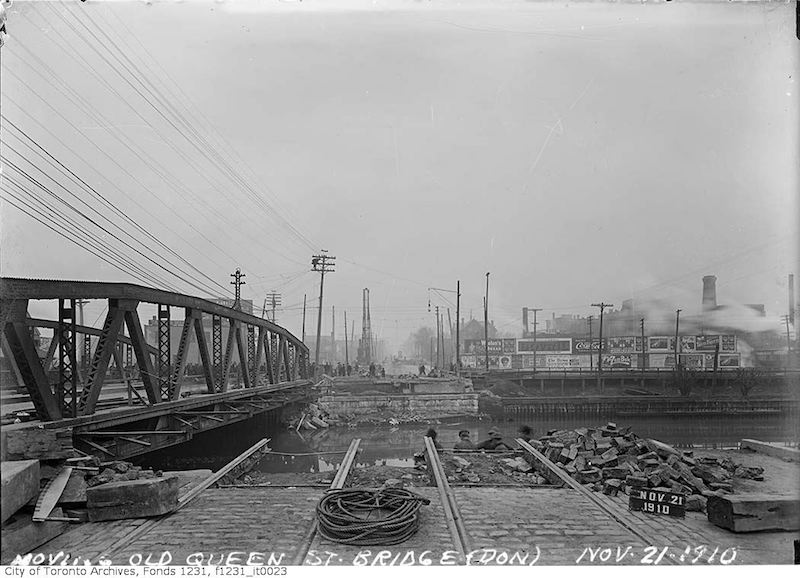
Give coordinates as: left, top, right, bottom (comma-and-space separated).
0, 277, 310, 421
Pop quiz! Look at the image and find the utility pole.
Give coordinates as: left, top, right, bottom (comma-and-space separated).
674, 309, 682, 368
640, 318, 646, 375
435, 306, 441, 369
456, 280, 461, 376
311, 251, 335, 369
447, 308, 453, 370
484, 272, 490, 372
264, 291, 281, 323
529, 308, 542, 374
344, 310, 349, 369
301, 294, 307, 343
588, 315, 594, 370
782, 315, 792, 369
230, 268, 246, 311
591, 303, 613, 377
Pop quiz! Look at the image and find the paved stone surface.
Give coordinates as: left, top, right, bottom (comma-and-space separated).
455, 487, 645, 565
26, 488, 322, 566
15, 484, 799, 566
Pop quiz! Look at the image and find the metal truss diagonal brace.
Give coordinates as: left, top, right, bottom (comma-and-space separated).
79, 303, 126, 415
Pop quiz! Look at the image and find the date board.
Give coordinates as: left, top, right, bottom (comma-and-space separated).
628, 489, 686, 518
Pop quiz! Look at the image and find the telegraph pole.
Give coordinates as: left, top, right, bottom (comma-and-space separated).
782, 315, 792, 369
591, 303, 613, 377
265, 291, 281, 323
435, 306, 441, 369
674, 309, 682, 368
456, 280, 461, 376
447, 308, 453, 370
484, 272, 490, 372
301, 294, 307, 343
230, 268, 246, 310
311, 252, 335, 369
640, 318, 646, 375
344, 310, 349, 369
588, 315, 594, 370
529, 308, 542, 374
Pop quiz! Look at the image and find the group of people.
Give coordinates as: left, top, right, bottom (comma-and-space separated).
425, 424, 534, 452
315, 361, 387, 378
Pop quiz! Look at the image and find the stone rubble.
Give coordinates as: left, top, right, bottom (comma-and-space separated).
532, 422, 765, 510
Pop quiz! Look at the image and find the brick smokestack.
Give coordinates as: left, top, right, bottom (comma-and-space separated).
702, 275, 717, 312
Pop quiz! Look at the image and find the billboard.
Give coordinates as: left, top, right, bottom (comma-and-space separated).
545, 355, 581, 368
517, 338, 572, 353
680, 354, 704, 369
719, 354, 740, 367
648, 336, 675, 352
460, 354, 477, 368
696, 335, 721, 352
462, 339, 504, 355
602, 354, 632, 368
721, 336, 737, 352
608, 337, 638, 353
679, 336, 696, 352
572, 338, 604, 354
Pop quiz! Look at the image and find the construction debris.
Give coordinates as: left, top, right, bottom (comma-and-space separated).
534, 423, 766, 504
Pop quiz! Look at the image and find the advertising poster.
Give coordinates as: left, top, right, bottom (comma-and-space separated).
498, 355, 513, 369
572, 338, 604, 354
722, 335, 737, 352
703, 353, 717, 368
648, 354, 676, 368
517, 338, 572, 353
719, 354, 740, 367
522, 355, 547, 368
648, 336, 675, 352
545, 355, 578, 368
680, 354, 704, 369
502, 339, 517, 354
460, 354, 477, 368
696, 335, 721, 351
602, 354, 632, 368
608, 337, 637, 353
680, 336, 697, 352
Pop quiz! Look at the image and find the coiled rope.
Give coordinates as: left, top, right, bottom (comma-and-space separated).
316, 488, 431, 546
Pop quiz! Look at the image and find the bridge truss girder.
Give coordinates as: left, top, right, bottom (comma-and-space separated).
0, 278, 311, 424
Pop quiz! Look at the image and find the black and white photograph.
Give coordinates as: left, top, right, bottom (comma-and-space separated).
0, 0, 798, 569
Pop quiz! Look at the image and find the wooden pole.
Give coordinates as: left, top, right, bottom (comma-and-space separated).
301, 294, 306, 343
456, 280, 461, 377
344, 310, 349, 369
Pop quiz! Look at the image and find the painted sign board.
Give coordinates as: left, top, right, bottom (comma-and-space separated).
629, 489, 686, 518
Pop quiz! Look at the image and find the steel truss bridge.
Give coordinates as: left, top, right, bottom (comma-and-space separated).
0, 278, 312, 459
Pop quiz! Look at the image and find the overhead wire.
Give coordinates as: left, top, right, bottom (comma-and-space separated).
10, 9, 308, 270
95, 1, 320, 252
1, 123, 232, 296
1, 141, 228, 297
54, 1, 317, 258
1, 178, 167, 288
3, 39, 271, 272
1, 159, 196, 293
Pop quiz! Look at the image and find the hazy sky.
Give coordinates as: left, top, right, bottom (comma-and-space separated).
1, 0, 797, 352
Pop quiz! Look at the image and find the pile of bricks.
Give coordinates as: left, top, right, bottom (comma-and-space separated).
534, 423, 763, 506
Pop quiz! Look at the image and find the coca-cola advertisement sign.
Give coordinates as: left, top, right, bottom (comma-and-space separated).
572, 338, 603, 354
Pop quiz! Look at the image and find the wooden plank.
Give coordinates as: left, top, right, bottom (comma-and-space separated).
707, 494, 800, 532
0, 510, 68, 565
176, 438, 272, 509
33, 467, 73, 521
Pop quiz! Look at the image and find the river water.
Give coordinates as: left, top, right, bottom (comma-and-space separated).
136, 411, 799, 474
